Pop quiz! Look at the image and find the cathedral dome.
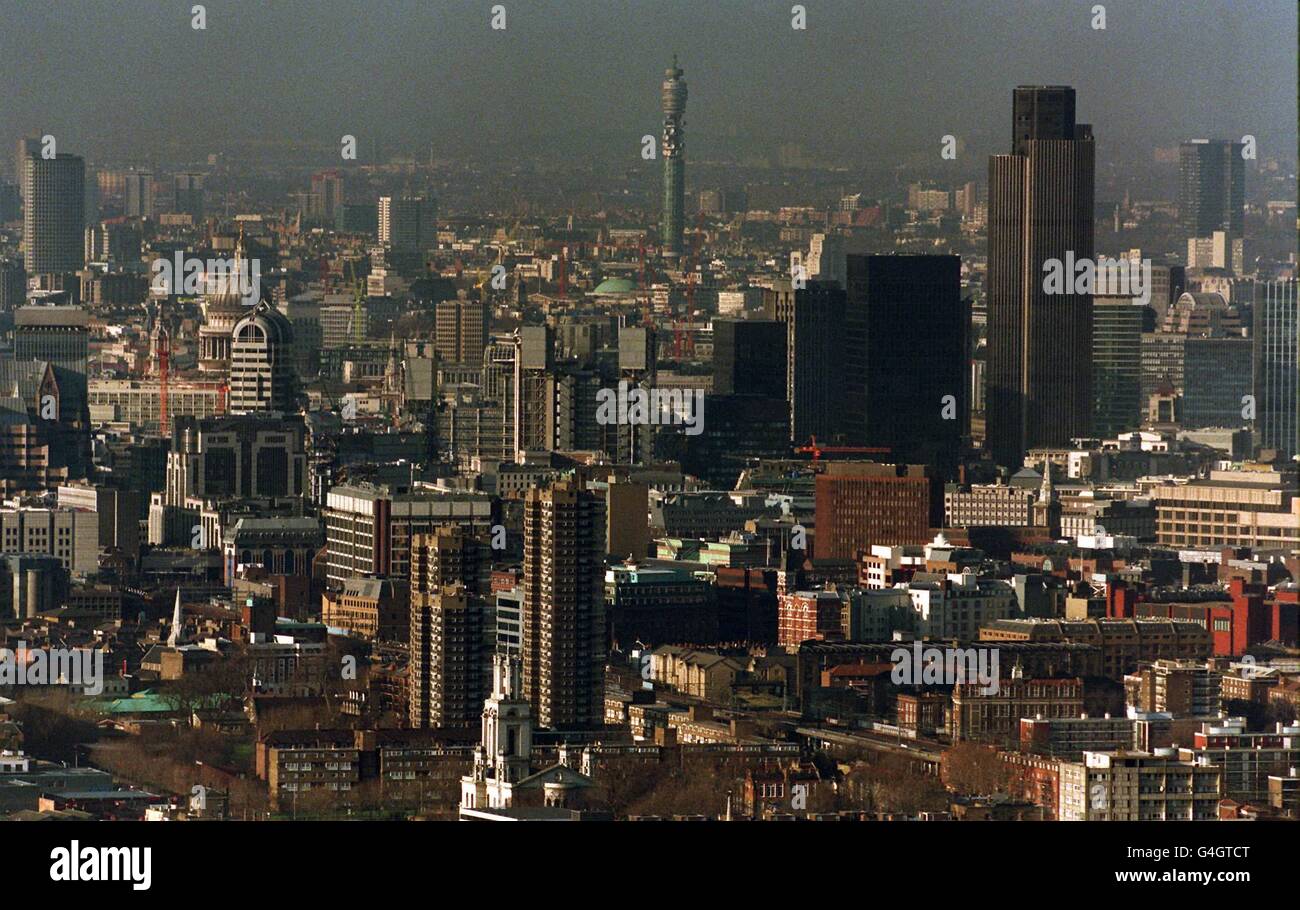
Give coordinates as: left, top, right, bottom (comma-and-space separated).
205, 226, 259, 316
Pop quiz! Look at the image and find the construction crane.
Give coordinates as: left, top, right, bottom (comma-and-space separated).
794, 436, 891, 461
347, 260, 365, 345
155, 310, 170, 437
675, 211, 705, 359
639, 237, 654, 327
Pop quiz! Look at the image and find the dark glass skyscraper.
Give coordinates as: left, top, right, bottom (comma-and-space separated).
1092, 295, 1145, 437
713, 319, 786, 398
843, 254, 966, 480
767, 279, 845, 443
1179, 140, 1245, 238
660, 57, 687, 260
987, 86, 1095, 467
1254, 280, 1299, 460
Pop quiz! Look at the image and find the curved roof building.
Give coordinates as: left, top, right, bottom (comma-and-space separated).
229, 299, 295, 414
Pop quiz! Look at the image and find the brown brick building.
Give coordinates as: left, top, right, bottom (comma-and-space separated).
951, 678, 1084, 743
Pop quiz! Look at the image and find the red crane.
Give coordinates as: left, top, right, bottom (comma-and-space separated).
794, 436, 891, 461
675, 211, 705, 360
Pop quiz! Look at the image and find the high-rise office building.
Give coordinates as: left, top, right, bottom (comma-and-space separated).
512, 325, 554, 458
843, 255, 966, 478
1092, 295, 1145, 437
123, 169, 154, 218
23, 153, 85, 275
522, 480, 606, 730
987, 86, 1095, 466
13, 137, 40, 204
14, 306, 89, 419
0, 179, 19, 222
378, 195, 431, 251
0, 258, 27, 312
1179, 140, 1245, 238
435, 298, 490, 366
766, 278, 846, 443
1254, 280, 1298, 460
1140, 291, 1244, 411
712, 319, 786, 399
802, 232, 847, 288
308, 169, 343, 221
1183, 337, 1253, 429
322, 483, 494, 589
172, 172, 205, 220
9, 306, 91, 481
229, 299, 296, 414
660, 57, 687, 260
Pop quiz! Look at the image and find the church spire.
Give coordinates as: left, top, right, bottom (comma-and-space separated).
166, 589, 183, 648
1039, 457, 1055, 503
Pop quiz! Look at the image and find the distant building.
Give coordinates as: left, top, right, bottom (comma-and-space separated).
378, 195, 432, 252
777, 590, 842, 649
605, 563, 715, 647
323, 483, 493, 589
766, 278, 846, 443
711, 319, 785, 399
1179, 139, 1244, 238
952, 678, 1083, 743
1125, 660, 1222, 717
1177, 718, 1300, 804
435, 299, 489, 366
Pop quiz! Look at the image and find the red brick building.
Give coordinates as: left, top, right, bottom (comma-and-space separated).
1133, 578, 1297, 656
778, 590, 843, 648
1001, 751, 1063, 820
813, 462, 933, 561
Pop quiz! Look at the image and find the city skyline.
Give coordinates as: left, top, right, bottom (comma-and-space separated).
0, 0, 1297, 873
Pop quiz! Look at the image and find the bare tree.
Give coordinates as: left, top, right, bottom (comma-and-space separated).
941, 741, 1011, 796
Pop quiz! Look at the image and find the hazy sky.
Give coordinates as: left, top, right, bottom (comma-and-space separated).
1, 0, 1294, 167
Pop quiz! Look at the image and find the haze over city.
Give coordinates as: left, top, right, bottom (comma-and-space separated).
2, 0, 1294, 171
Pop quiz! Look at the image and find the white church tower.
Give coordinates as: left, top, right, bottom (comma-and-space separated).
461, 654, 533, 810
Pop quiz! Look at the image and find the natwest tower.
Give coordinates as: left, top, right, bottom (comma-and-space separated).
986, 86, 1095, 467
